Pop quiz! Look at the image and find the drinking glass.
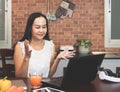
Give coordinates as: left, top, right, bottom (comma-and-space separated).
29, 72, 43, 89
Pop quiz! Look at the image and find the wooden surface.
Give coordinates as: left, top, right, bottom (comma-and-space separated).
12, 76, 120, 92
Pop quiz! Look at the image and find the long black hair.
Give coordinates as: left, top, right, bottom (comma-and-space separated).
20, 12, 50, 41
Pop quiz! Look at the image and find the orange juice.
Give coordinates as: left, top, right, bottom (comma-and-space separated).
29, 75, 42, 87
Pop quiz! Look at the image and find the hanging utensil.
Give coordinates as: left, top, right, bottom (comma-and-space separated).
49, 0, 56, 21
46, 0, 50, 20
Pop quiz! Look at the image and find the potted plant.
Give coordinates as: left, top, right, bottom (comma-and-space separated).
74, 39, 92, 54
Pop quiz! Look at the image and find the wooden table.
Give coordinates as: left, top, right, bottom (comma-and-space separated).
64, 76, 120, 92
14, 76, 120, 92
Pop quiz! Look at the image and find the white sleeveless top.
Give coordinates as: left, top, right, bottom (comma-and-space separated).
18, 40, 54, 78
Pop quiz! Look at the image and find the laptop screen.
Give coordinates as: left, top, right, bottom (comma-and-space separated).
61, 54, 105, 88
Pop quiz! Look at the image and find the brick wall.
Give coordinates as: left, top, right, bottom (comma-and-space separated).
12, 0, 120, 52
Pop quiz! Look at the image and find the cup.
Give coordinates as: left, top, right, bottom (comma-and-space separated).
29, 72, 43, 89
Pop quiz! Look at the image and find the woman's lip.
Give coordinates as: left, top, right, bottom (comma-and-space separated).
38, 34, 44, 36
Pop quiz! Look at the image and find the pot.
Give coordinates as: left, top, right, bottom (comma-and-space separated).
79, 46, 90, 54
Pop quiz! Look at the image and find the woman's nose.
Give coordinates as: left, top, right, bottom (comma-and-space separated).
39, 28, 44, 32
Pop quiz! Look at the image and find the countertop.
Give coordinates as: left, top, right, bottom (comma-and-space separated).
92, 52, 120, 59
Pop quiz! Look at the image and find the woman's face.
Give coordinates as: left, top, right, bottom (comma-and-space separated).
31, 16, 47, 40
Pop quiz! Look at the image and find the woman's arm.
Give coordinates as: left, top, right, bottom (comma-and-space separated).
48, 45, 60, 78
14, 40, 31, 77
49, 45, 75, 78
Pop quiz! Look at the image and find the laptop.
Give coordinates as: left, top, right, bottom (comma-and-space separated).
42, 53, 105, 90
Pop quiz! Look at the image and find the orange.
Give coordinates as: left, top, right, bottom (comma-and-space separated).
6, 86, 17, 92
6, 86, 24, 92
17, 86, 24, 92
29, 76, 42, 86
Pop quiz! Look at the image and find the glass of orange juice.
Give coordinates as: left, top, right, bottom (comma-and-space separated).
29, 72, 43, 89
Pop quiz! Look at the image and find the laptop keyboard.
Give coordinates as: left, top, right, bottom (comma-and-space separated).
50, 77, 63, 84
42, 77, 63, 86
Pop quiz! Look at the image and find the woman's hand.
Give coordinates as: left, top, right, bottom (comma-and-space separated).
56, 49, 76, 60
24, 40, 32, 59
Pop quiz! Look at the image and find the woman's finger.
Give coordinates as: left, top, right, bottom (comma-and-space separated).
24, 40, 29, 52
24, 39, 32, 57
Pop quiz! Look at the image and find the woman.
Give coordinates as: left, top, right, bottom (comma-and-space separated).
14, 12, 75, 78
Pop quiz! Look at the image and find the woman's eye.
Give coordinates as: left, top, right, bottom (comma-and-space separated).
42, 26, 46, 29
35, 26, 46, 29
36, 27, 40, 29
35, 26, 40, 29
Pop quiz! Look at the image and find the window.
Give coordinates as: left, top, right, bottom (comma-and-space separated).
105, 0, 120, 48
0, 0, 12, 48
